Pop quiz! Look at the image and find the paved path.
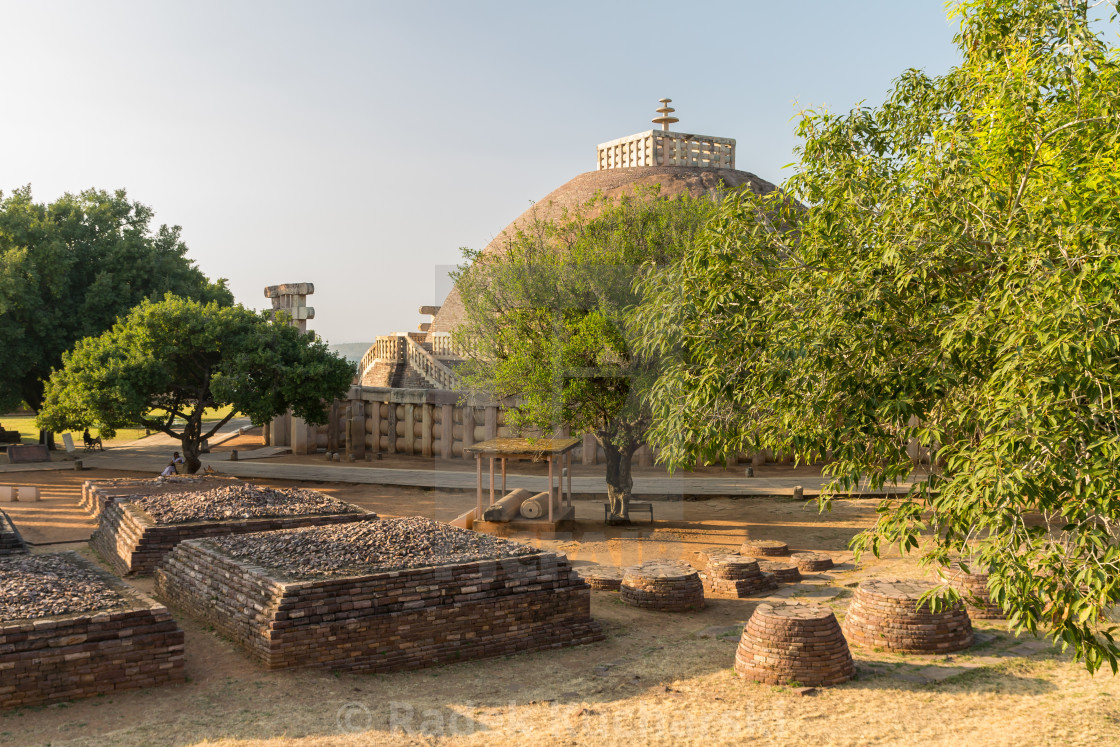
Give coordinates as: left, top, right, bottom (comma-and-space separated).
3, 420, 915, 498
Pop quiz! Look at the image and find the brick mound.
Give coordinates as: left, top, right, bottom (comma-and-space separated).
739, 539, 789, 557
700, 556, 778, 598
620, 561, 705, 612
81, 475, 244, 518
155, 518, 602, 671
940, 562, 1004, 620
790, 552, 834, 572
757, 560, 802, 583
92, 484, 377, 576
0, 510, 27, 555
734, 602, 855, 686
689, 546, 739, 569
578, 564, 625, 591
842, 578, 973, 654
0, 552, 184, 709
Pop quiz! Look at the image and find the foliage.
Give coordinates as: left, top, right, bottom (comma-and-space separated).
37, 296, 355, 473
635, 0, 1120, 671
453, 188, 719, 520
0, 186, 232, 416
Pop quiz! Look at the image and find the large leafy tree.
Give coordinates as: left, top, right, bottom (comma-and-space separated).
0, 187, 231, 427
453, 189, 717, 522
635, 0, 1120, 671
37, 296, 355, 473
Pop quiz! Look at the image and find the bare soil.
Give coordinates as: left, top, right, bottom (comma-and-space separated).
1, 468, 1117, 747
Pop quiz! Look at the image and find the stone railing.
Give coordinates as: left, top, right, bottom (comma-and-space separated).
358, 335, 460, 390
403, 335, 461, 390
359, 336, 405, 381
429, 333, 461, 359
597, 130, 735, 170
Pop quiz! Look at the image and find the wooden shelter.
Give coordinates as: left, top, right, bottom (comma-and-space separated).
464, 437, 579, 523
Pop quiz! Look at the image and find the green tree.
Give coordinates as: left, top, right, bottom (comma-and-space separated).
635, 0, 1120, 671
453, 189, 718, 522
37, 296, 355, 473
0, 187, 231, 431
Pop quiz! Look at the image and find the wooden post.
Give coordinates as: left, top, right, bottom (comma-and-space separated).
441, 404, 454, 459
548, 456, 555, 522
566, 452, 572, 506
488, 457, 495, 505
475, 454, 482, 519
501, 458, 507, 494
404, 404, 416, 455
421, 403, 433, 458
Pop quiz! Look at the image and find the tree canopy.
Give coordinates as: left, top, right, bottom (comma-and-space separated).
0, 186, 231, 416
37, 295, 355, 473
635, 0, 1120, 671
453, 189, 718, 521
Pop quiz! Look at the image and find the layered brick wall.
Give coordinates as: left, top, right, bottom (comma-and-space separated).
0, 510, 27, 555
156, 541, 603, 672
92, 501, 378, 576
0, 553, 184, 709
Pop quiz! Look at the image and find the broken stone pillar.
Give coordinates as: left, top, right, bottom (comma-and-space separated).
264, 283, 315, 333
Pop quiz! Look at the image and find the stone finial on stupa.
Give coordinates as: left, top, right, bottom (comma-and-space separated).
596, 98, 735, 171
651, 98, 679, 132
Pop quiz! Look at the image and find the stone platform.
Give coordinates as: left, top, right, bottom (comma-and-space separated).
940, 562, 1004, 619
155, 518, 603, 671
735, 602, 855, 686
577, 564, 624, 591
699, 555, 777, 598
81, 475, 244, 518
739, 539, 789, 557
620, 560, 705, 612
842, 578, 973, 654
0, 552, 184, 709
790, 552, 834, 572
92, 484, 377, 575
0, 510, 27, 555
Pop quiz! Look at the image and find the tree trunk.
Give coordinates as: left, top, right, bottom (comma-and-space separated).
602, 436, 637, 525
180, 414, 203, 474
38, 429, 56, 450
181, 436, 202, 474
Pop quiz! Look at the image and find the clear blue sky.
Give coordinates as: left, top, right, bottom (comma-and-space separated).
1, 1, 965, 344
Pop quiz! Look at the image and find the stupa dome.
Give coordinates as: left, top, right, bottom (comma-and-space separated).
428, 101, 779, 337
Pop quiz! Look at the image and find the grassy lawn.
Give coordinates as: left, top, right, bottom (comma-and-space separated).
0, 405, 240, 446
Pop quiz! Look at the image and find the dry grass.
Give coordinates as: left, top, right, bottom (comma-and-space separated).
1, 473, 1118, 747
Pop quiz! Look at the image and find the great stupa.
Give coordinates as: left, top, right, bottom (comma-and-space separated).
359, 99, 779, 390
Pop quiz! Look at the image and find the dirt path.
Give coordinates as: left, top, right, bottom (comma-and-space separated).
1, 469, 1117, 746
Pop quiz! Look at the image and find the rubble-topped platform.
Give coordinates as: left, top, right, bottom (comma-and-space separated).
0, 552, 184, 709
207, 516, 537, 580
81, 474, 245, 517
92, 483, 376, 575
155, 518, 602, 671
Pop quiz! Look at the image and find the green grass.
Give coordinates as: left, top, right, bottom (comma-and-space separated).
1, 405, 240, 446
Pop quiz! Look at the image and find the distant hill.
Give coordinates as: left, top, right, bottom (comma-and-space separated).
329, 342, 374, 365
